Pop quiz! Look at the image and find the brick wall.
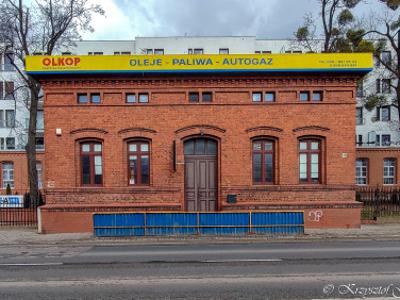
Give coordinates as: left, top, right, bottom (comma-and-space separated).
38, 73, 361, 232
356, 147, 400, 186
0, 151, 45, 195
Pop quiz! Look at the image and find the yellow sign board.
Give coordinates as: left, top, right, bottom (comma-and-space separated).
25, 53, 373, 74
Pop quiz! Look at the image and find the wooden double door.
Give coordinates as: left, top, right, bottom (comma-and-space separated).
184, 138, 217, 211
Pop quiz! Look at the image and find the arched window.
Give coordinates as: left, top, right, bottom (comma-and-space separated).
80, 142, 102, 185
128, 140, 150, 185
299, 139, 322, 184
252, 139, 275, 184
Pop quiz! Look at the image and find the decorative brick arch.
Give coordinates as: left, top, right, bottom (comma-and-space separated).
70, 128, 108, 135
246, 126, 284, 139
118, 127, 157, 141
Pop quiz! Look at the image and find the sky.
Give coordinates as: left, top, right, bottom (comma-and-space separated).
82, 0, 382, 40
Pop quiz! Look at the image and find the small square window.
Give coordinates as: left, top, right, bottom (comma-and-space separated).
189, 92, 200, 103
299, 91, 310, 101
81, 144, 90, 152
312, 91, 323, 101
78, 93, 88, 103
299, 142, 307, 150
146, 49, 153, 55
91, 93, 101, 104
129, 144, 137, 152
154, 49, 164, 55
126, 93, 136, 103
202, 92, 213, 102
265, 92, 276, 102
138, 93, 149, 103
252, 92, 262, 102
219, 48, 229, 54
140, 143, 149, 152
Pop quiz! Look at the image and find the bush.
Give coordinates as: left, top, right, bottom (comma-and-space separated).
23, 191, 44, 208
5, 184, 12, 195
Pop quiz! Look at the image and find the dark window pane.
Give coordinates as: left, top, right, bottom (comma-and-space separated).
252, 92, 262, 102
265, 92, 275, 102
195, 139, 205, 154
139, 93, 149, 103
312, 91, 323, 101
129, 155, 137, 185
299, 91, 309, 101
91, 93, 101, 103
141, 155, 149, 184
202, 92, 213, 102
94, 174, 102, 184
253, 153, 262, 183
184, 141, 194, 155
265, 153, 273, 182
82, 155, 90, 184
189, 92, 199, 102
126, 93, 136, 103
206, 140, 217, 155
78, 94, 88, 103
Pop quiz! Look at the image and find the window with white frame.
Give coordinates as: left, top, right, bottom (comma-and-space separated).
384, 158, 396, 184
2, 162, 14, 188
356, 159, 368, 185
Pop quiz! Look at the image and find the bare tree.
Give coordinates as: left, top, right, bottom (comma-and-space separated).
0, 0, 103, 203
361, 1, 400, 125
295, 0, 374, 53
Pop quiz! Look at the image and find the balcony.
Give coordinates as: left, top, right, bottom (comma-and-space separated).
356, 141, 400, 148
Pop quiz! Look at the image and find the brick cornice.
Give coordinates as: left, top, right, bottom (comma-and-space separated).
39, 74, 358, 89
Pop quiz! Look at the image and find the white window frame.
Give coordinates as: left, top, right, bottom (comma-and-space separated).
2, 162, 14, 188
383, 158, 396, 185
356, 159, 368, 185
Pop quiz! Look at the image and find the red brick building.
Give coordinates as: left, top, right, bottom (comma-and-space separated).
27, 53, 372, 233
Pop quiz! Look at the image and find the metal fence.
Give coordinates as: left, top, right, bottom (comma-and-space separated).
0, 193, 42, 227
93, 211, 304, 237
356, 187, 400, 220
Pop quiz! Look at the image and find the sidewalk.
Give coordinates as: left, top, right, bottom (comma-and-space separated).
0, 224, 400, 247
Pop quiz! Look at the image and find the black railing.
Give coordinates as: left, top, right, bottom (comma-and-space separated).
0, 193, 44, 227
356, 187, 400, 220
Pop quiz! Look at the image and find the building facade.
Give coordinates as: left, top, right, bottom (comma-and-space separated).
2, 37, 398, 196
26, 53, 371, 233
